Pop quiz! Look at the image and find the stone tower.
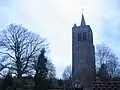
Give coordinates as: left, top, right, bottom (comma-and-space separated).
72, 13, 96, 89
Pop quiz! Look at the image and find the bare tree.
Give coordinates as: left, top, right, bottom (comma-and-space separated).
0, 24, 48, 78
62, 65, 72, 80
47, 60, 56, 79
97, 63, 110, 81
96, 44, 111, 66
62, 65, 72, 90
96, 44, 118, 78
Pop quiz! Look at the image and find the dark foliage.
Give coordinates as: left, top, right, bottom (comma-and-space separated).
1, 73, 13, 90
47, 79, 55, 88
34, 48, 48, 90
112, 77, 120, 81
57, 79, 64, 87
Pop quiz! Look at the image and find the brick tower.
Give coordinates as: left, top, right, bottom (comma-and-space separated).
72, 13, 96, 89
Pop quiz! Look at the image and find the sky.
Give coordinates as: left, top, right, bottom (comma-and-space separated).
0, 0, 120, 78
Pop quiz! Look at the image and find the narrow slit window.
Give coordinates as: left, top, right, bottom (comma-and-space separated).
77, 33, 81, 41
83, 32, 87, 40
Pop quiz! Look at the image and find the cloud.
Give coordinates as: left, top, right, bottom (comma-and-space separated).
0, 0, 120, 77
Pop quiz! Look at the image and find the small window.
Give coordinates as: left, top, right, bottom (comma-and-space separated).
83, 32, 87, 40
77, 33, 81, 41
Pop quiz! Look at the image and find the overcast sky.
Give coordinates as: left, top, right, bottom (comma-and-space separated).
0, 0, 120, 78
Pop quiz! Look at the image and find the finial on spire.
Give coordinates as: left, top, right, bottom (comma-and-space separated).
81, 9, 86, 26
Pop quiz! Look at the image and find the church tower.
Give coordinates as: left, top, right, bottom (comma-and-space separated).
72, 14, 96, 89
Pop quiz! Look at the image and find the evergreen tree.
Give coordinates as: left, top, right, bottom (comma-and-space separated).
2, 72, 13, 90
34, 48, 48, 90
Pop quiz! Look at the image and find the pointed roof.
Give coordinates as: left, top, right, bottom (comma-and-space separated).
81, 13, 86, 26
74, 23, 77, 27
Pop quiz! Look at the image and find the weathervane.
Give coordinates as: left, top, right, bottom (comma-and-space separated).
82, 9, 84, 13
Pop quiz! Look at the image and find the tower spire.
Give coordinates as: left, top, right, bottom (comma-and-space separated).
81, 13, 86, 26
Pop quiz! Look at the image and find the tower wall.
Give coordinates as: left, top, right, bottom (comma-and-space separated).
72, 24, 96, 88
